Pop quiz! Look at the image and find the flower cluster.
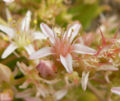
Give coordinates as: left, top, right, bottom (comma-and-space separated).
0, 1, 120, 101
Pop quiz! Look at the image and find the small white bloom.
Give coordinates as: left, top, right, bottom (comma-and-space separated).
0, 10, 46, 59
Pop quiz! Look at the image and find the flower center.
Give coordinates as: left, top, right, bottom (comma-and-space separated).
14, 31, 32, 48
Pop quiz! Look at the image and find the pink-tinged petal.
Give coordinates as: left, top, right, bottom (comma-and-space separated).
81, 71, 89, 91
65, 22, 81, 43
111, 87, 120, 95
1, 43, 18, 59
54, 89, 67, 100
21, 11, 31, 32
0, 25, 15, 38
24, 97, 41, 101
29, 47, 53, 59
24, 44, 35, 55
73, 44, 96, 55
40, 23, 55, 44
60, 54, 73, 73
97, 64, 119, 71
33, 31, 47, 40
15, 89, 32, 98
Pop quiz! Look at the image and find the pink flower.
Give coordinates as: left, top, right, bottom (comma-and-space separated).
30, 22, 96, 73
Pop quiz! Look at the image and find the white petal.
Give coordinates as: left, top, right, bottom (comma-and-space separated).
5, 8, 12, 21
60, 54, 73, 73
97, 64, 119, 71
40, 23, 55, 44
3, 0, 14, 3
81, 71, 89, 91
33, 31, 47, 40
21, 11, 31, 31
111, 87, 120, 95
73, 44, 96, 55
25, 44, 35, 55
0, 25, 14, 38
1, 43, 18, 59
29, 47, 53, 59
54, 89, 67, 100
65, 23, 81, 43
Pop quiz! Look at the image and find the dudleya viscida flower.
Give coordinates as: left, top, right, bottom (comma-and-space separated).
30, 22, 97, 73
0, 10, 47, 59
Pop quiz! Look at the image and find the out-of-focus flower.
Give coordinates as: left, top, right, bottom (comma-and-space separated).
0, 63, 13, 83
111, 87, 120, 95
36, 60, 57, 78
17, 62, 58, 97
81, 71, 89, 91
30, 22, 96, 73
0, 89, 13, 101
0, 10, 46, 59
3, 0, 14, 4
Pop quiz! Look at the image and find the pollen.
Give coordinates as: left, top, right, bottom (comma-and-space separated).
17, 31, 20, 34
27, 39, 31, 44
33, 19, 37, 25
3, 37, 8, 41
8, 18, 12, 22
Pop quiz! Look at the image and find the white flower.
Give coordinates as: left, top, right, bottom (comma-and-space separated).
30, 23, 96, 73
0, 10, 47, 59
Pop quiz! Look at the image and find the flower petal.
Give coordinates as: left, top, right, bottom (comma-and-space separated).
54, 89, 67, 100
29, 47, 53, 59
1, 43, 18, 59
111, 87, 120, 95
60, 54, 73, 73
6, 8, 12, 22
0, 63, 13, 83
40, 23, 55, 44
25, 44, 35, 55
3, 0, 14, 3
0, 25, 15, 38
65, 22, 81, 43
81, 71, 89, 91
21, 11, 31, 31
73, 44, 96, 55
33, 31, 47, 40
97, 64, 119, 71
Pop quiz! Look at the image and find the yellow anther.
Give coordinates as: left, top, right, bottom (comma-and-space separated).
17, 31, 20, 34
3, 37, 8, 41
8, 18, 12, 22
27, 39, 30, 44
33, 19, 37, 24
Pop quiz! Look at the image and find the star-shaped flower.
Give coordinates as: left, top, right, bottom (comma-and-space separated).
30, 22, 96, 73
0, 10, 46, 59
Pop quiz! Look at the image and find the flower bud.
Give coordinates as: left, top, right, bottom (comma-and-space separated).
36, 60, 57, 78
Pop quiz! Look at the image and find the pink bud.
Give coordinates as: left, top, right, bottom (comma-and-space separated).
36, 60, 57, 78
